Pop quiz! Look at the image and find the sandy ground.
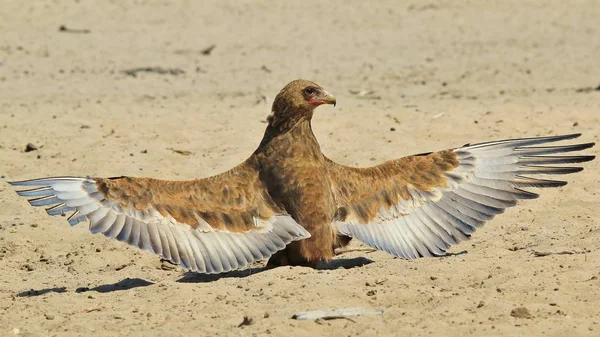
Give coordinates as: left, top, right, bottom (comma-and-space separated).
1, 1, 600, 336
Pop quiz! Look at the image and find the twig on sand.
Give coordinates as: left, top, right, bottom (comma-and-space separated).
533, 250, 579, 257
58, 25, 91, 34
167, 148, 193, 156
201, 44, 216, 55
122, 67, 185, 77
292, 307, 384, 321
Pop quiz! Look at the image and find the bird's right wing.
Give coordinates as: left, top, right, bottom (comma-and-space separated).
326, 133, 595, 259
10, 161, 310, 274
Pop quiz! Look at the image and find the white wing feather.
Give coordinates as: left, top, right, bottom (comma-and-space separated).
11, 177, 310, 274
337, 134, 595, 259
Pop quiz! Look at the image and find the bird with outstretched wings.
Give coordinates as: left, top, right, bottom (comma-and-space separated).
10, 80, 595, 274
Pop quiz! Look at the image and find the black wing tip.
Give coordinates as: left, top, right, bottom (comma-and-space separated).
569, 167, 585, 174
518, 133, 583, 142
514, 188, 540, 199
8, 176, 90, 186
575, 155, 596, 163
8, 177, 51, 186
459, 133, 591, 150
8, 180, 25, 186
547, 180, 568, 188
574, 142, 596, 151
560, 133, 582, 139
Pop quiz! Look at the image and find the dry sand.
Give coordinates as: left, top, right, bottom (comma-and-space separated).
1, 1, 599, 336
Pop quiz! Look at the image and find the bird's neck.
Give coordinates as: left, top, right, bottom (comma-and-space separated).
255, 116, 321, 157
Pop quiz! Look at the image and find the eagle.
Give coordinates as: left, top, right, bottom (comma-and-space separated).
10, 79, 596, 274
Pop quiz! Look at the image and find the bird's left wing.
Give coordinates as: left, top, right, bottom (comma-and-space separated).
326, 133, 595, 259
10, 161, 310, 273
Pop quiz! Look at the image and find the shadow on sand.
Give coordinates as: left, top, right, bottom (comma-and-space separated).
17, 257, 378, 293
177, 256, 374, 283
18, 278, 154, 297
18, 287, 68, 297
75, 278, 154, 293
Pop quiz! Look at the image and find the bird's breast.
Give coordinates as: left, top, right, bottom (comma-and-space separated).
258, 153, 336, 229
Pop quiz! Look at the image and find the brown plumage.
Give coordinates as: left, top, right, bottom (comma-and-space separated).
10, 79, 596, 273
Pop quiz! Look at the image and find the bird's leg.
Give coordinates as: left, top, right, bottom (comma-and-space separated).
267, 242, 320, 268
267, 249, 290, 267
333, 234, 353, 255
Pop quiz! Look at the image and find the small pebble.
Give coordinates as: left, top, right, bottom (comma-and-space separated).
510, 307, 532, 319
24, 143, 38, 152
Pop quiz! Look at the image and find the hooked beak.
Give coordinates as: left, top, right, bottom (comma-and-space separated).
309, 89, 336, 107
322, 90, 337, 107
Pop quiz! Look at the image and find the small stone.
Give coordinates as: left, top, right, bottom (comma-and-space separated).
477, 301, 485, 308
430, 276, 438, 281
24, 143, 38, 152
45, 313, 55, 320
366, 290, 377, 296
237, 316, 254, 327
510, 307, 533, 319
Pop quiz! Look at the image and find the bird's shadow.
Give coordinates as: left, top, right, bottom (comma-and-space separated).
17, 278, 154, 297
177, 265, 273, 283
177, 256, 374, 283
316, 256, 374, 270
75, 278, 154, 293
440, 250, 468, 258
18, 287, 68, 297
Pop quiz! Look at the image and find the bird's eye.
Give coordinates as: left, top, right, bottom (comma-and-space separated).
304, 87, 316, 96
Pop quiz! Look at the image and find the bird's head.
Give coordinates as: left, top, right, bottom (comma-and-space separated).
268, 79, 336, 129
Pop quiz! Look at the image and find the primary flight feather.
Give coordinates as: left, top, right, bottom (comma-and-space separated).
10, 79, 595, 274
